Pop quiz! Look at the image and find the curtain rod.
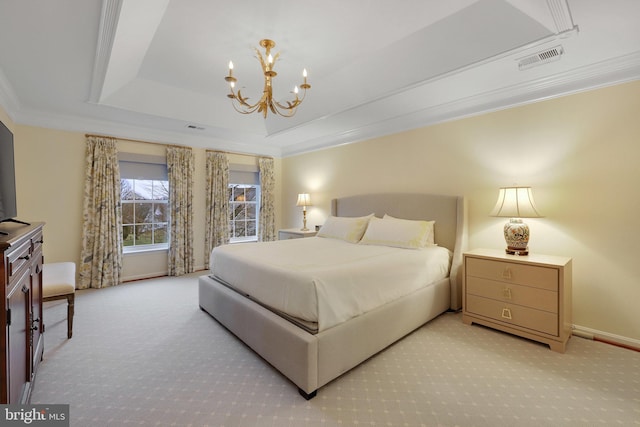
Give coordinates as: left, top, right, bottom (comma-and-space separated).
206, 149, 273, 160
85, 134, 272, 159
85, 134, 184, 149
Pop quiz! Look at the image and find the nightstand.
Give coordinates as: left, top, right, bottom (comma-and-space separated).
278, 228, 318, 240
462, 248, 572, 353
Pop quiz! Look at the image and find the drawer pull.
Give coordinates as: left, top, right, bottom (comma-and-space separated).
19, 254, 31, 261
501, 308, 512, 320
501, 268, 512, 280
503, 287, 512, 300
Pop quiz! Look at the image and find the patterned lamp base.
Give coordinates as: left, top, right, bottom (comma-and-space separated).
504, 218, 530, 255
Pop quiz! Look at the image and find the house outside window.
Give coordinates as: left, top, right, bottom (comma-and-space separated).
229, 164, 260, 243
119, 154, 169, 253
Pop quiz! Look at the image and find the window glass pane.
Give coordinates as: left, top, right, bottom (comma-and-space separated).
246, 187, 256, 201
154, 203, 168, 222
122, 225, 134, 247
247, 221, 256, 236
121, 179, 135, 200
152, 180, 169, 200
232, 186, 245, 201
231, 203, 245, 220
233, 221, 246, 238
247, 204, 256, 219
134, 224, 153, 245
134, 180, 153, 200
122, 203, 134, 224
135, 202, 152, 223
153, 223, 168, 244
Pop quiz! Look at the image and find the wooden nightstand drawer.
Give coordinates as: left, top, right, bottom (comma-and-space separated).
466, 257, 558, 291
466, 294, 558, 336
466, 276, 558, 313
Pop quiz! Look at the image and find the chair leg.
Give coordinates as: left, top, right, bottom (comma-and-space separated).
66, 293, 75, 339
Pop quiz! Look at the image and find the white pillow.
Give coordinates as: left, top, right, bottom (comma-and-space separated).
359, 215, 435, 249
317, 214, 374, 243
384, 214, 436, 245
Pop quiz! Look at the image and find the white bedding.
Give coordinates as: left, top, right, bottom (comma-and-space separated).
209, 237, 452, 332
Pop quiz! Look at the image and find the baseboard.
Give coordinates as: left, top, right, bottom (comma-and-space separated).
121, 265, 206, 283
572, 324, 640, 352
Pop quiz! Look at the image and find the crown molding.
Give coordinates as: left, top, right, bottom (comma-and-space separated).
10, 107, 282, 157
281, 51, 640, 157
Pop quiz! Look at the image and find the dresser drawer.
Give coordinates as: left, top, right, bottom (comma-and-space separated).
466, 294, 558, 336
466, 257, 558, 291
6, 239, 32, 283
31, 229, 44, 254
466, 277, 558, 313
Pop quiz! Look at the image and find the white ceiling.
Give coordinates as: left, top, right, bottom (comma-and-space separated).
0, 0, 639, 157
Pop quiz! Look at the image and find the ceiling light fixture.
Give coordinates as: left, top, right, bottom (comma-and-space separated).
224, 39, 310, 118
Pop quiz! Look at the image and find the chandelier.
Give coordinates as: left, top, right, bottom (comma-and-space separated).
224, 39, 310, 118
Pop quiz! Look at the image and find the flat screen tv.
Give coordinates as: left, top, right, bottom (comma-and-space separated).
0, 119, 18, 223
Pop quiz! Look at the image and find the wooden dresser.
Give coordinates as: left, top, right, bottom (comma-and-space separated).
462, 248, 572, 353
1, 222, 45, 403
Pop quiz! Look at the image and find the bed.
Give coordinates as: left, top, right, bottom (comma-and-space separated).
198, 193, 467, 399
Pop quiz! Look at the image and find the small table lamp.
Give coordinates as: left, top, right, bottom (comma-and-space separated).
490, 186, 542, 255
296, 193, 312, 231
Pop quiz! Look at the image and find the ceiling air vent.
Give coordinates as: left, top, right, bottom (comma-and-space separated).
518, 45, 564, 70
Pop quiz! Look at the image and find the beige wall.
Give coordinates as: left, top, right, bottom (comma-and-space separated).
5, 119, 281, 281
282, 80, 640, 343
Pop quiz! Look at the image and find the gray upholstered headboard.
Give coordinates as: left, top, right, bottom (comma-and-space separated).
331, 193, 467, 310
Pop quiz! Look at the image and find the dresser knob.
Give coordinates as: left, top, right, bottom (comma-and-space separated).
503, 288, 512, 299
501, 268, 512, 280
501, 308, 512, 320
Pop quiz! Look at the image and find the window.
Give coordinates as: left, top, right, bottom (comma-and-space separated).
229, 165, 260, 243
119, 154, 169, 253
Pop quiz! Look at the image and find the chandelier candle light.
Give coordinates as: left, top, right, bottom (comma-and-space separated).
490, 186, 543, 255
296, 193, 312, 231
225, 39, 310, 118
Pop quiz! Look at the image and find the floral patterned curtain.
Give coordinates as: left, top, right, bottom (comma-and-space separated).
78, 136, 123, 289
258, 157, 276, 242
205, 151, 229, 269
167, 146, 194, 276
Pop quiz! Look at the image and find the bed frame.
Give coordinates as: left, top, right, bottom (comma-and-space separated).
199, 193, 467, 399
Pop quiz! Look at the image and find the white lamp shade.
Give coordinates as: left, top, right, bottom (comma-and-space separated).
490, 187, 542, 218
296, 193, 311, 207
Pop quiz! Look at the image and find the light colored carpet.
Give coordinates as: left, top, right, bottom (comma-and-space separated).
32, 273, 639, 426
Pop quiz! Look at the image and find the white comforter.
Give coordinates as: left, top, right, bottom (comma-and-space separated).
209, 237, 451, 332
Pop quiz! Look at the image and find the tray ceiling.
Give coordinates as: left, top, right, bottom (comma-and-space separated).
0, 0, 639, 157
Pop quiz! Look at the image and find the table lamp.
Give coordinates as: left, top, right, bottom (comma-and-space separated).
296, 193, 311, 231
490, 186, 542, 255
